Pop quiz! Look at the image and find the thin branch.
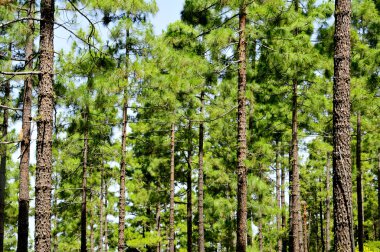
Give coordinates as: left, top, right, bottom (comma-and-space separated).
0, 71, 41, 75
0, 104, 22, 111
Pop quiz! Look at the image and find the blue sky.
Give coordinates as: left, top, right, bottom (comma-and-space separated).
152, 0, 185, 34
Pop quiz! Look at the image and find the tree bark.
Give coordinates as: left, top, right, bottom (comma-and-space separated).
0, 80, 9, 252
99, 166, 104, 252
378, 150, 380, 240
198, 91, 205, 252
90, 187, 94, 252
333, 0, 354, 250
81, 108, 89, 252
104, 182, 108, 252
281, 150, 287, 252
169, 124, 175, 252
303, 202, 308, 252
118, 27, 129, 252
319, 200, 325, 252
236, 2, 248, 251
356, 113, 364, 252
326, 152, 331, 252
290, 77, 302, 252
276, 141, 282, 252
35, 0, 54, 249
156, 203, 161, 252
186, 122, 192, 252
17, 1, 35, 250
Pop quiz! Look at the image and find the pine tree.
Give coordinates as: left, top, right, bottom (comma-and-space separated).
35, 0, 55, 250
332, 0, 354, 250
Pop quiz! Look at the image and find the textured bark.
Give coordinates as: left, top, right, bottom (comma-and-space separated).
99, 167, 104, 252
186, 122, 192, 252
378, 150, 380, 240
333, 0, 354, 250
303, 202, 308, 252
0, 79, 9, 252
281, 150, 287, 252
258, 220, 263, 252
276, 142, 282, 252
326, 153, 331, 252
319, 200, 325, 252
356, 113, 364, 252
90, 188, 94, 252
118, 97, 127, 252
118, 27, 129, 252
198, 91, 205, 252
104, 182, 108, 252
290, 77, 302, 252
156, 203, 161, 252
81, 109, 89, 252
35, 0, 54, 249
17, 1, 35, 250
169, 124, 175, 252
236, 2, 248, 251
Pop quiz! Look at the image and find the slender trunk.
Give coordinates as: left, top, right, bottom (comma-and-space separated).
81, 109, 89, 252
281, 150, 287, 252
290, 78, 301, 252
333, 0, 354, 250
187, 122, 192, 252
35, 0, 54, 249
259, 220, 263, 252
303, 202, 308, 252
319, 200, 325, 252
0, 80, 10, 252
326, 153, 331, 252
236, 2, 248, 251
378, 150, 380, 240
17, 1, 35, 250
276, 142, 282, 252
118, 98, 127, 252
90, 188, 94, 252
356, 113, 364, 252
198, 91, 205, 252
104, 182, 108, 252
156, 203, 161, 252
169, 124, 175, 252
99, 167, 104, 252
118, 27, 129, 252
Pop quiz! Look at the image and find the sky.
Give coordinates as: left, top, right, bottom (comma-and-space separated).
152, 0, 185, 34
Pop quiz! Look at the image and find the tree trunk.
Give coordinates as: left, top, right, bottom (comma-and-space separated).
186, 122, 192, 252
99, 166, 104, 252
259, 219, 263, 252
90, 188, 94, 252
198, 91, 205, 252
326, 153, 331, 252
156, 203, 161, 252
303, 202, 308, 252
169, 124, 175, 252
276, 141, 282, 252
35, 0, 54, 249
0, 80, 9, 252
290, 78, 302, 252
281, 150, 287, 252
118, 27, 129, 252
333, 0, 354, 250
118, 97, 127, 252
319, 200, 325, 252
105, 182, 108, 252
378, 150, 380, 240
236, 2, 248, 251
17, 1, 35, 250
356, 113, 364, 252
81, 109, 89, 252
